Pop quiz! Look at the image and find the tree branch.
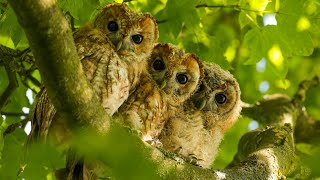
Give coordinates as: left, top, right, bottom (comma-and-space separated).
0, 48, 19, 110
242, 76, 320, 142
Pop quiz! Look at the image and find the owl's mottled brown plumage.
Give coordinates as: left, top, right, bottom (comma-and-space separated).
117, 43, 203, 143
75, 3, 158, 116
159, 63, 241, 168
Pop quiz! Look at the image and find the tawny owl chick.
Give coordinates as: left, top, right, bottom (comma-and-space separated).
159, 63, 241, 168
74, 3, 158, 115
117, 43, 203, 144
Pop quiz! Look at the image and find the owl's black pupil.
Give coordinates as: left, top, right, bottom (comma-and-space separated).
176, 74, 188, 84
132, 34, 144, 44
198, 84, 205, 92
108, 21, 118, 32
215, 93, 227, 104
153, 59, 165, 71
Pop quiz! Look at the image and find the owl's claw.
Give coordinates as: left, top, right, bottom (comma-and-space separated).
186, 154, 203, 167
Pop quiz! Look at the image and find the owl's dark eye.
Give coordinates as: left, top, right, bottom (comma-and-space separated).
153, 59, 165, 71
198, 84, 205, 92
107, 21, 118, 32
176, 74, 188, 84
132, 34, 144, 44
215, 93, 227, 104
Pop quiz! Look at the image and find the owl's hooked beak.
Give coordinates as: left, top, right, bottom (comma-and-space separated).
116, 41, 123, 52
199, 100, 207, 110
116, 40, 135, 53
160, 80, 167, 89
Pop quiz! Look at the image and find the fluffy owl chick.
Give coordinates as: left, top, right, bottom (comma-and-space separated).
74, 3, 158, 115
159, 63, 241, 168
117, 43, 203, 144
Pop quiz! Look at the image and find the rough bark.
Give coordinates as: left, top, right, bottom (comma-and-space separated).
5, 0, 312, 179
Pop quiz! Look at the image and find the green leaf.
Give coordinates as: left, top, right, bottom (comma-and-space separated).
0, 7, 26, 47
2, 76, 30, 125
243, 27, 264, 64
0, 128, 26, 180
58, 0, 100, 26
128, 0, 165, 15
22, 143, 65, 180
73, 124, 160, 180
156, 0, 200, 38
243, 25, 313, 77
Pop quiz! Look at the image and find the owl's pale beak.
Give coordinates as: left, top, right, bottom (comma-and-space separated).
116, 41, 123, 51
160, 80, 167, 89
199, 100, 207, 110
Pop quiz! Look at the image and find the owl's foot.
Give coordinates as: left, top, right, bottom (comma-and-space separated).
157, 148, 187, 164
186, 154, 204, 167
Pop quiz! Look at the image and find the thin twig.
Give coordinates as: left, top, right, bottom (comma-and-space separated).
0, 62, 19, 110
195, 4, 273, 13
27, 75, 41, 87
3, 119, 29, 137
1, 111, 28, 116
292, 76, 320, 106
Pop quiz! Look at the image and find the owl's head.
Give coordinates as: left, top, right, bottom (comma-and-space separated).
148, 43, 203, 104
94, 3, 158, 61
190, 63, 241, 129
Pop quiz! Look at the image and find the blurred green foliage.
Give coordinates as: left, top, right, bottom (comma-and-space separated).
1, 0, 320, 179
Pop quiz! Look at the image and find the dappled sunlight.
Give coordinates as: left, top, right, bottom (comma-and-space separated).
215, 171, 226, 179
248, 120, 259, 130
224, 40, 239, 62
199, 22, 204, 28
248, 0, 270, 12
256, 148, 279, 180
297, 16, 311, 31
282, 113, 294, 126
22, 107, 30, 114
0, 35, 15, 48
40, 0, 56, 10
268, 45, 284, 70
259, 81, 269, 93
24, 121, 31, 135
256, 58, 266, 72
263, 14, 277, 26
275, 79, 291, 89
26, 89, 34, 104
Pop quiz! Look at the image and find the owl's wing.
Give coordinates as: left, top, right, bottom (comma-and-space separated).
117, 74, 167, 140
74, 25, 130, 116
27, 88, 56, 144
